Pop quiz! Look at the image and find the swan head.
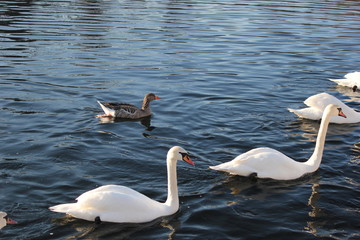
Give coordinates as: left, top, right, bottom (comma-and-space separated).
0, 211, 17, 229
168, 146, 195, 166
325, 104, 347, 118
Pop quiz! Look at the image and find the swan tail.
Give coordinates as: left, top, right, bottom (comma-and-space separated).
288, 107, 322, 120
288, 108, 302, 117
97, 101, 115, 116
49, 203, 77, 213
209, 163, 231, 172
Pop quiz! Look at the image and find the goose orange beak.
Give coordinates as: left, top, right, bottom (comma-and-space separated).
155, 96, 161, 100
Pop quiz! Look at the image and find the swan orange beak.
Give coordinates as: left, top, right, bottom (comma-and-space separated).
183, 154, 195, 166
155, 96, 161, 100
6, 217, 17, 225
338, 108, 347, 118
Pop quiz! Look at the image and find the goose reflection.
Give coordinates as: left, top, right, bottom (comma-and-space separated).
98, 116, 156, 131
51, 214, 180, 240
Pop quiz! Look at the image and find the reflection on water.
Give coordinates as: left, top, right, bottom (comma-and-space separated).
305, 183, 322, 237
331, 85, 360, 103
1, 0, 360, 239
52, 213, 180, 240
351, 142, 360, 164
98, 116, 156, 131
289, 119, 359, 143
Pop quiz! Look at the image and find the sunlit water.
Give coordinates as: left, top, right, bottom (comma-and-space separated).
1, 0, 359, 239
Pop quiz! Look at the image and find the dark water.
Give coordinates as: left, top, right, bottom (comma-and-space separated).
1, 0, 359, 239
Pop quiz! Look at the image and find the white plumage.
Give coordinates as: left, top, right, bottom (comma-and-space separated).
210, 104, 346, 180
49, 146, 194, 223
329, 72, 360, 91
288, 92, 360, 123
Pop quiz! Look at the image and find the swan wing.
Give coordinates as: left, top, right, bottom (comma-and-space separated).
329, 72, 360, 87
303, 93, 343, 109
288, 107, 323, 120
287, 93, 337, 120
289, 93, 358, 123
50, 185, 166, 223
330, 78, 356, 88
210, 147, 307, 180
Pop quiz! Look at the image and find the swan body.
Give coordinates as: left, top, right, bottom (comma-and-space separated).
49, 146, 194, 223
329, 72, 360, 91
210, 104, 346, 180
288, 92, 360, 123
0, 211, 17, 229
96, 93, 160, 119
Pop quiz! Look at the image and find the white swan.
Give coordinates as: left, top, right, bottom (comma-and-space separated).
288, 92, 360, 124
0, 211, 17, 229
49, 146, 194, 223
209, 104, 346, 180
329, 72, 360, 91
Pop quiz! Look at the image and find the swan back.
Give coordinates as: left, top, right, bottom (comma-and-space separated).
289, 93, 357, 123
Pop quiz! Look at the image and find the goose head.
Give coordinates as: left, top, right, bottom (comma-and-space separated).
167, 146, 195, 166
0, 211, 17, 229
325, 104, 347, 118
144, 93, 161, 102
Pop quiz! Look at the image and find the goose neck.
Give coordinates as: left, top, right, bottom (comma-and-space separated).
141, 98, 151, 111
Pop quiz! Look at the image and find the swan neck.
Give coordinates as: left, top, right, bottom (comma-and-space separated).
165, 157, 179, 210
307, 110, 332, 170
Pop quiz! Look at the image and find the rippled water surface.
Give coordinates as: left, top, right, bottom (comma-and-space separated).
1, 0, 360, 239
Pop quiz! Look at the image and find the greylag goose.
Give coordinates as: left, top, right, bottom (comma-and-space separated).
0, 211, 17, 229
96, 93, 160, 119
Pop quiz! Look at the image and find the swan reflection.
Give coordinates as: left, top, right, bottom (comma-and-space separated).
51, 215, 180, 240
331, 85, 360, 103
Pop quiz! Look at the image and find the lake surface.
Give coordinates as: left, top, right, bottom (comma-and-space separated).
1, 0, 359, 239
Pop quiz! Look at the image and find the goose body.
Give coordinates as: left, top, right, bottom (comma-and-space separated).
210, 104, 346, 180
329, 72, 360, 91
96, 93, 160, 119
0, 211, 17, 229
49, 146, 194, 223
288, 92, 360, 123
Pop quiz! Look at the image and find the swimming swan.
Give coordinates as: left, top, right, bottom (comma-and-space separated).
49, 146, 194, 223
329, 71, 360, 92
288, 92, 360, 124
209, 104, 346, 180
0, 211, 17, 229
